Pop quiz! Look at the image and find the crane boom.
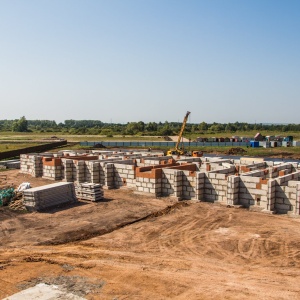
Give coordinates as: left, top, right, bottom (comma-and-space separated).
175, 111, 190, 152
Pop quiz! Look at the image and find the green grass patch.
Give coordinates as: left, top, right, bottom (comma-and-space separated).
0, 143, 42, 153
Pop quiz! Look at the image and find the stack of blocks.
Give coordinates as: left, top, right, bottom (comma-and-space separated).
23, 182, 77, 211
75, 183, 104, 201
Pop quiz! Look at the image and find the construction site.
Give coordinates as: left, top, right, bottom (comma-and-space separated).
0, 145, 300, 299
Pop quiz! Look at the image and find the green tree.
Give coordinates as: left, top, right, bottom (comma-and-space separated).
198, 122, 208, 131
12, 116, 28, 132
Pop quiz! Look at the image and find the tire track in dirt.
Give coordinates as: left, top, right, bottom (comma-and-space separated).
132, 204, 300, 267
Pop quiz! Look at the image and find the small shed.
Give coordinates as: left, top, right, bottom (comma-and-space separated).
254, 132, 264, 141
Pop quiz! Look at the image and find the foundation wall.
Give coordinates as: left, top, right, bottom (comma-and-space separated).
202, 167, 236, 203
181, 170, 197, 199
85, 161, 100, 184
203, 172, 228, 203
268, 163, 294, 178
195, 172, 205, 201
42, 165, 62, 180
239, 174, 268, 208
239, 162, 267, 173
161, 169, 176, 197
227, 175, 240, 205
274, 172, 300, 214
136, 176, 161, 195
20, 154, 43, 177
113, 163, 136, 188
19, 152, 300, 216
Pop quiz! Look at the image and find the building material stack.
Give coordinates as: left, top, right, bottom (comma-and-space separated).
23, 182, 77, 211
75, 183, 104, 202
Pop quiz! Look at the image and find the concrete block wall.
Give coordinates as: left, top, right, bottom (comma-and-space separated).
273, 172, 300, 214
121, 154, 143, 160
42, 158, 63, 181
61, 159, 85, 183
239, 175, 269, 208
141, 156, 174, 166
199, 159, 233, 172
266, 180, 276, 211
99, 159, 126, 185
135, 166, 163, 195
113, 163, 136, 188
240, 157, 264, 165
177, 157, 202, 164
85, 161, 100, 184
42, 165, 62, 180
61, 158, 74, 182
105, 163, 115, 189
20, 154, 43, 177
181, 170, 197, 200
161, 169, 176, 197
203, 171, 231, 203
239, 162, 267, 174
268, 163, 294, 178
227, 175, 240, 205
161, 164, 198, 199
19, 152, 300, 216
75, 160, 85, 183
136, 176, 161, 195
195, 172, 205, 200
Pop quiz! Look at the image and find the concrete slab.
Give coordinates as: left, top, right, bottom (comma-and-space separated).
3, 283, 86, 300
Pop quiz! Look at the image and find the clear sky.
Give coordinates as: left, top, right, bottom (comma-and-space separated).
1, 0, 299, 124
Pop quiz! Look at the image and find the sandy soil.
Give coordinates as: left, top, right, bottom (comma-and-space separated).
1, 170, 300, 299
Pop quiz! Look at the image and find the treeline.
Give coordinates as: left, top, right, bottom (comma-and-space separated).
0, 117, 300, 135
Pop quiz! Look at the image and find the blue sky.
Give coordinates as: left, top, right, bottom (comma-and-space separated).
1, 0, 299, 123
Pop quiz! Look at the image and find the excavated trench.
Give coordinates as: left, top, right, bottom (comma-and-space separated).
39, 201, 190, 246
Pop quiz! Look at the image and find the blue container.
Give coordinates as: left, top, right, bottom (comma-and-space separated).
250, 141, 259, 148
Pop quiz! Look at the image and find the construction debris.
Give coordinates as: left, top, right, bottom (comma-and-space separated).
9, 193, 26, 211
75, 183, 104, 202
17, 182, 31, 192
226, 147, 247, 155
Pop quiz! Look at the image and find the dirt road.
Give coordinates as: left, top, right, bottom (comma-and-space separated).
1, 170, 300, 299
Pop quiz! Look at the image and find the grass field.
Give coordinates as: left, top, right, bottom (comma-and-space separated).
1, 130, 300, 141
0, 131, 300, 158
0, 132, 163, 142
0, 143, 42, 152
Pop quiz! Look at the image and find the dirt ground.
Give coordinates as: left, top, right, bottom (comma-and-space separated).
1, 170, 300, 299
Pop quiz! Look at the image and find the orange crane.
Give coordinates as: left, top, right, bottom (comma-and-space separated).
166, 111, 203, 157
